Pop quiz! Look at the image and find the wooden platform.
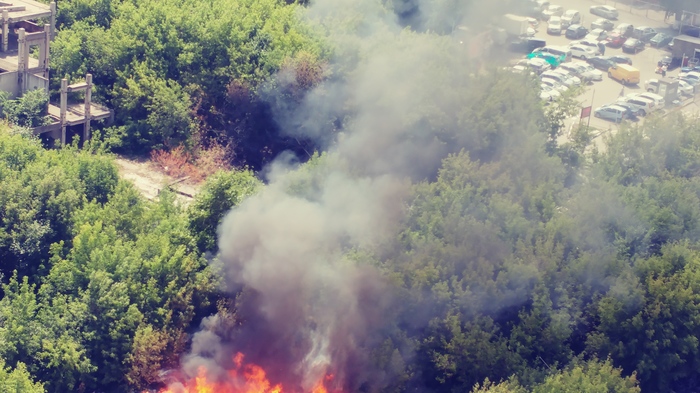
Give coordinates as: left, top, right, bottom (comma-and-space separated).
47, 102, 112, 127
1, 0, 51, 22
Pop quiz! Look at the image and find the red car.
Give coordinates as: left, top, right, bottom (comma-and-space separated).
606, 32, 625, 47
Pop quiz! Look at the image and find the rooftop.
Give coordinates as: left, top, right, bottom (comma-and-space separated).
675, 34, 700, 45
0, 0, 51, 23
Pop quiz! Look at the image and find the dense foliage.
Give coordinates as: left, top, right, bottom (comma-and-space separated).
51, 0, 324, 167
1, 0, 700, 391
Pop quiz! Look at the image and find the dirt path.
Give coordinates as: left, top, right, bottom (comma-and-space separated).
114, 155, 201, 205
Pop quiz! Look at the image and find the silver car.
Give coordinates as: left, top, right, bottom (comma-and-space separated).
590, 5, 618, 20
594, 104, 627, 122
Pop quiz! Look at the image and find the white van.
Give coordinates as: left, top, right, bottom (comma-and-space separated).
538, 45, 573, 62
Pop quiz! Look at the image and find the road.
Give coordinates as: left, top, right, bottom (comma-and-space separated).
519, 0, 700, 150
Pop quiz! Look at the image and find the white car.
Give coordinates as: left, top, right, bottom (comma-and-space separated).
561, 9, 581, 27
569, 44, 597, 60
678, 80, 695, 95
541, 77, 569, 92
542, 70, 581, 86
638, 92, 665, 108
540, 84, 562, 101
679, 71, 700, 84
548, 16, 563, 34
645, 79, 693, 98
543, 5, 564, 20
590, 5, 619, 20
585, 28, 608, 41
569, 39, 601, 55
559, 62, 603, 81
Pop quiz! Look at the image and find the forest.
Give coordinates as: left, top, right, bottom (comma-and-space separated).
1, 0, 700, 392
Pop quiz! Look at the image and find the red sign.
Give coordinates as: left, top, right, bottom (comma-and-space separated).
580, 106, 592, 119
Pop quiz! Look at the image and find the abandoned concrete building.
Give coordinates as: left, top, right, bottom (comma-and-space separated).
0, 0, 112, 144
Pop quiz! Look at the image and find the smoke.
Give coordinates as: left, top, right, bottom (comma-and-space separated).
179, 0, 519, 390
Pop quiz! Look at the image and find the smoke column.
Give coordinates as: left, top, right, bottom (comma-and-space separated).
179, 0, 513, 390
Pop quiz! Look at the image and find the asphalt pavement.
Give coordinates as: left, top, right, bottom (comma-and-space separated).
520, 0, 700, 150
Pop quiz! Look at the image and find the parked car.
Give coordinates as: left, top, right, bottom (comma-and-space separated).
587, 56, 616, 71
509, 37, 547, 53
594, 104, 627, 122
638, 92, 665, 107
542, 70, 581, 86
530, 46, 570, 63
679, 71, 700, 85
609, 55, 633, 65
547, 16, 563, 34
569, 39, 601, 54
540, 84, 562, 101
678, 80, 695, 95
619, 94, 656, 115
542, 4, 564, 20
633, 26, 657, 42
528, 51, 562, 67
659, 56, 673, 67
613, 23, 634, 37
612, 101, 642, 118
586, 28, 608, 41
561, 9, 581, 28
569, 44, 597, 59
527, 17, 539, 28
565, 24, 588, 39
645, 78, 690, 98
525, 58, 553, 73
649, 33, 672, 48
622, 38, 645, 54
590, 5, 619, 19
591, 18, 614, 31
608, 64, 640, 85
559, 62, 603, 81
540, 77, 569, 92
606, 32, 626, 47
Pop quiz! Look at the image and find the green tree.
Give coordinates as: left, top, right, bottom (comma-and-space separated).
188, 169, 262, 252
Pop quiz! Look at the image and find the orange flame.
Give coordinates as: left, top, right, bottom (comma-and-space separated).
154, 353, 335, 393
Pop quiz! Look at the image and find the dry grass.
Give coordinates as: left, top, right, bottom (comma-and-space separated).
150, 142, 232, 182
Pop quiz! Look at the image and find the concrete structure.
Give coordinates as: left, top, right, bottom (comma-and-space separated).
0, 0, 112, 144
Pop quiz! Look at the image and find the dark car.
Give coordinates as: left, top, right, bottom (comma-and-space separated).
622, 38, 645, 54
509, 37, 547, 53
681, 25, 700, 38
587, 56, 616, 71
609, 55, 633, 65
565, 24, 588, 39
659, 56, 672, 67
612, 101, 641, 119
649, 33, 672, 48
606, 32, 626, 47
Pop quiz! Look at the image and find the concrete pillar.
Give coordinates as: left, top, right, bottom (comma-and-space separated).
49, 2, 56, 40
60, 78, 67, 145
83, 74, 92, 142
2, 10, 8, 53
42, 24, 50, 80
17, 28, 25, 94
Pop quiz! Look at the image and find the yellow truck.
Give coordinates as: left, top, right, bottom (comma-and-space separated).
608, 64, 640, 85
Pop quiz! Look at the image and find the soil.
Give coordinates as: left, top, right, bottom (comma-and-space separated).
114, 155, 201, 205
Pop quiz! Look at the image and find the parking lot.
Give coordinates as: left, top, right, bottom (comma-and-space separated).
516, 0, 700, 150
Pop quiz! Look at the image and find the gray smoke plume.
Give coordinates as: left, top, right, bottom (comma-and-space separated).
179, 0, 516, 390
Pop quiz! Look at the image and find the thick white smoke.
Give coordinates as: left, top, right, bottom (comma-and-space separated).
180, 0, 517, 390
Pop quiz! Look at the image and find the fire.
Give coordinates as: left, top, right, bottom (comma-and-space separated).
155, 353, 335, 393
